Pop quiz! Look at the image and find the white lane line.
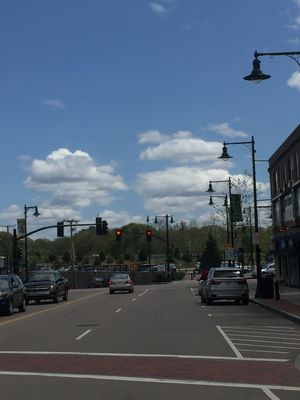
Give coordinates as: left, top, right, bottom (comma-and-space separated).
233, 343, 300, 350
231, 338, 300, 345
222, 325, 297, 329
222, 326, 298, 332
262, 388, 281, 400
229, 333, 300, 341
115, 308, 122, 313
0, 351, 289, 362
132, 298, 137, 302
216, 325, 243, 359
76, 330, 92, 341
224, 329, 300, 340
0, 371, 299, 393
138, 289, 148, 297
239, 349, 289, 354
210, 314, 258, 317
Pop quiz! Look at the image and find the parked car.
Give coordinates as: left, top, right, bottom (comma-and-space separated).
24, 270, 69, 304
261, 263, 276, 277
251, 262, 275, 278
200, 267, 249, 305
0, 274, 26, 315
109, 273, 134, 294
87, 274, 112, 288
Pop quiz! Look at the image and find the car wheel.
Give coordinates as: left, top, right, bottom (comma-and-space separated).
109, 290, 114, 294
206, 296, 212, 305
234, 298, 241, 305
63, 291, 68, 301
242, 296, 249, 305
53, 290, 59, 303
35, 299, 40, 304
6, 301, 13, 316
19, 298, 26, 312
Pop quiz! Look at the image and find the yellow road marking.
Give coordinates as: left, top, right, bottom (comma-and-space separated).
0, 291, 105, 327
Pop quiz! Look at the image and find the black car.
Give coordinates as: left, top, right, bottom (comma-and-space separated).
25, 271, 69, 304
0, 274, 27, 315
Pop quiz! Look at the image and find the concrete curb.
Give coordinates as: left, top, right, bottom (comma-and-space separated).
250, 298, 300, 324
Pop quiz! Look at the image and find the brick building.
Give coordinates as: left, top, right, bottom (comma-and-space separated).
269, 125, 300, 288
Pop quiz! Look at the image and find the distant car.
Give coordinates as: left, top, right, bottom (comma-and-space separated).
251, 263, 275, 278
200, 267, 249, 305
88, 274, 112, 288
109, 273, 134, 294
0, 274, 27, 315
25, 271, 69, 304
261, 263, 275, 277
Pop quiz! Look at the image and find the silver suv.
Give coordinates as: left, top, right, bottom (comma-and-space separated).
200, 268, 249, 305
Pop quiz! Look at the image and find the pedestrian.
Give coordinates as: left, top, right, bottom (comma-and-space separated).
200, 267, 209, 281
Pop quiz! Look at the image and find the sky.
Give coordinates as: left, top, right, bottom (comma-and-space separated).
1, 0, 300, 239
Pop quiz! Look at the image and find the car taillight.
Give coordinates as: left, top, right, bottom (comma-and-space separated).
127, 280, 132, 284
210, 279, 221, 285
109, 280, 113, 286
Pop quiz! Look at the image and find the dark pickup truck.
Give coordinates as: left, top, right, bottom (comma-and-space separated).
25, 270, 69, 304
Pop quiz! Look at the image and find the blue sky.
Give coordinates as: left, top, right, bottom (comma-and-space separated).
1, 0, 300, 238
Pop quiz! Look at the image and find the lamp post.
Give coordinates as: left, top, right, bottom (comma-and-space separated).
208, 194, 230, 245
244, 50, 300, 81
207, 178, 234, 251
24, 204, 39, 281
218, 136, 263, 297
154, 214, 174, 279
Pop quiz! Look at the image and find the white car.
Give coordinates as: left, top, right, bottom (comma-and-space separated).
261, 263, 275, 277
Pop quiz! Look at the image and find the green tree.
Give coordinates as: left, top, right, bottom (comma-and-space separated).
200, 233, 222, 269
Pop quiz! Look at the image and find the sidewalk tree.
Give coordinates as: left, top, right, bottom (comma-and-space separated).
200, 233, 222, 269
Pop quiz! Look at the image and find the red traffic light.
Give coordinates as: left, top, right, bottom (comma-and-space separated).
146, 228, 152, 241
115, 229, 122, 241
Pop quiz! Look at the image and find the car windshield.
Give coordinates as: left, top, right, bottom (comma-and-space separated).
214, 270, 243, 278
28, 273, 56, 282
111, 274, 128, 280
0, 276, 9, 289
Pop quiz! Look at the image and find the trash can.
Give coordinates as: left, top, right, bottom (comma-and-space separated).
257, 276, 274, 299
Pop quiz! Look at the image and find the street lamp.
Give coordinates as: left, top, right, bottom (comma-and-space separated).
24, 204, 39, 281
244, 50, 300, 81
218, 136, 263, 297
208, 194, 230, 245
154, 214, 174, 279
207, 178, 234, 250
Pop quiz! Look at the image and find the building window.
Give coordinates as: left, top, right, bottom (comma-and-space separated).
283, 194, 293, 223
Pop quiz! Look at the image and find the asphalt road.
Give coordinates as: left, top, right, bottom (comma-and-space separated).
0, 278, 300, 399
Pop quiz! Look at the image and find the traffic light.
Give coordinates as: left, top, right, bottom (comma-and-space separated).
57, 221, 64, 237
96, 217, 102, 235
146, 228, 152, 241
102, 220, 108, 234
115, 229, 122, 241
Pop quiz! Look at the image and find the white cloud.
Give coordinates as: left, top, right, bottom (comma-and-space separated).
207, 123, 249, 138
138, 130, 170, 144
150, 3, 168, 15
135, 166, 231, 213
139, 130, 222, 163
287, 71, 300, 90
42, 99, 65, 109
0, 204, 22, 220
24, 148, 128, 209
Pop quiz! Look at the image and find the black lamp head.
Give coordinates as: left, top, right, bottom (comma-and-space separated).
208, 196, 214, 206
218, 144, 233, 160
207, 182, 215, 193
243, 54, 271, 81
